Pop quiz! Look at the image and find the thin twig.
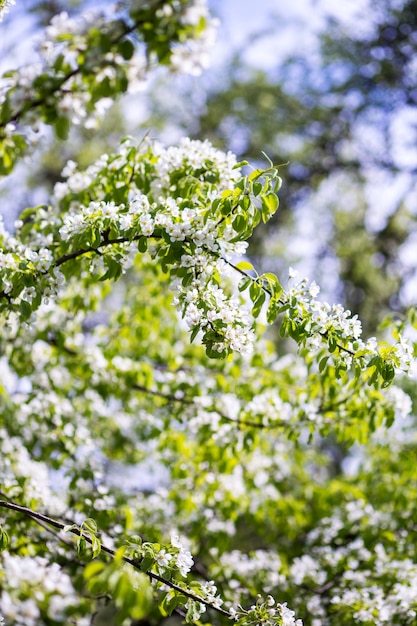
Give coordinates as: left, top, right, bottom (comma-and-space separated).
130, 383, 285, 430
0, 12, 159, 129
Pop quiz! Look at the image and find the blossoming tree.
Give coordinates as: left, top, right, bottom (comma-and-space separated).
1, 1, 417, 625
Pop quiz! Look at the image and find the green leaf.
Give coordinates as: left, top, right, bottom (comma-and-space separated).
83, 518, 98, 533
252, 182, 263, 196
381, 362, 395, 383
118, 39, 135, 60
130, 581, 153, 620
319, 356, 329, 373
280, 317, 288, 337
260, 192, 279, 222
190, 326, 200, 342
266, 298, 279, 324
232, 214, 246, 233
91, 535, 102, 558
54, 116, 70, 141
262, 272, 282, 298
159, 591, 179, 617
236, 260, 255, 272
77, 535, 87, 555
248, 168, 264, 181
249, 280, 261, 302
84, 560, 106, 580
328, 336, 337, 353
63, 523, 78, 533
19, 299, 32, 320
0, 526, 9, 551
127, 535, 142, 547
238, 276, 252, 292
252, 290, 266, 318
139, 556, 155, 572
185, 600, 202, 623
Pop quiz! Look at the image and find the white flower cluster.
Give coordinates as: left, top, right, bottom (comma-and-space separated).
152, 533, 195, 577
153, 137, 241, 193
177, 277, 255, 356
170, 0, 219, 76
245, 389, 293, 425
0, 553, 85, 625
279, 603, 303, 626
289, 499, 417, 625
60, 199, 137, 241
0, 11, 99, 128
287, 271, 362, 352
53, 153, 111, 202
55, 138, 257, 356
0, 1, 219, 145
42, 11, 119, 128
330, 544, 417, 624
12, 385, 93, 458
285, 270, 416, 375
382, 385, 413, 420
201, 580, 224, 609
153, 142, 254, 355
0, 214, 28, 284
170, 532, 194, 576
218, 549, 284, 594
0, 431, 65, 513
0, 0, 14, 21
229, 595, 303, 626
0, 214, 65, 314
290, 554, 327, 587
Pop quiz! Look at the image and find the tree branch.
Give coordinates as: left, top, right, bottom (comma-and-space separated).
0, 14, 156, 130
132, 383, 280, 429
0, 499, 231, 618
217, 251, 356, 357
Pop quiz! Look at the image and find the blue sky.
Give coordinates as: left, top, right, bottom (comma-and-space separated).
208, 0, 372, 69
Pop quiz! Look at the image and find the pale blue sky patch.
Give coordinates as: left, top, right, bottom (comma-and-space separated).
209, 0, 323, 69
